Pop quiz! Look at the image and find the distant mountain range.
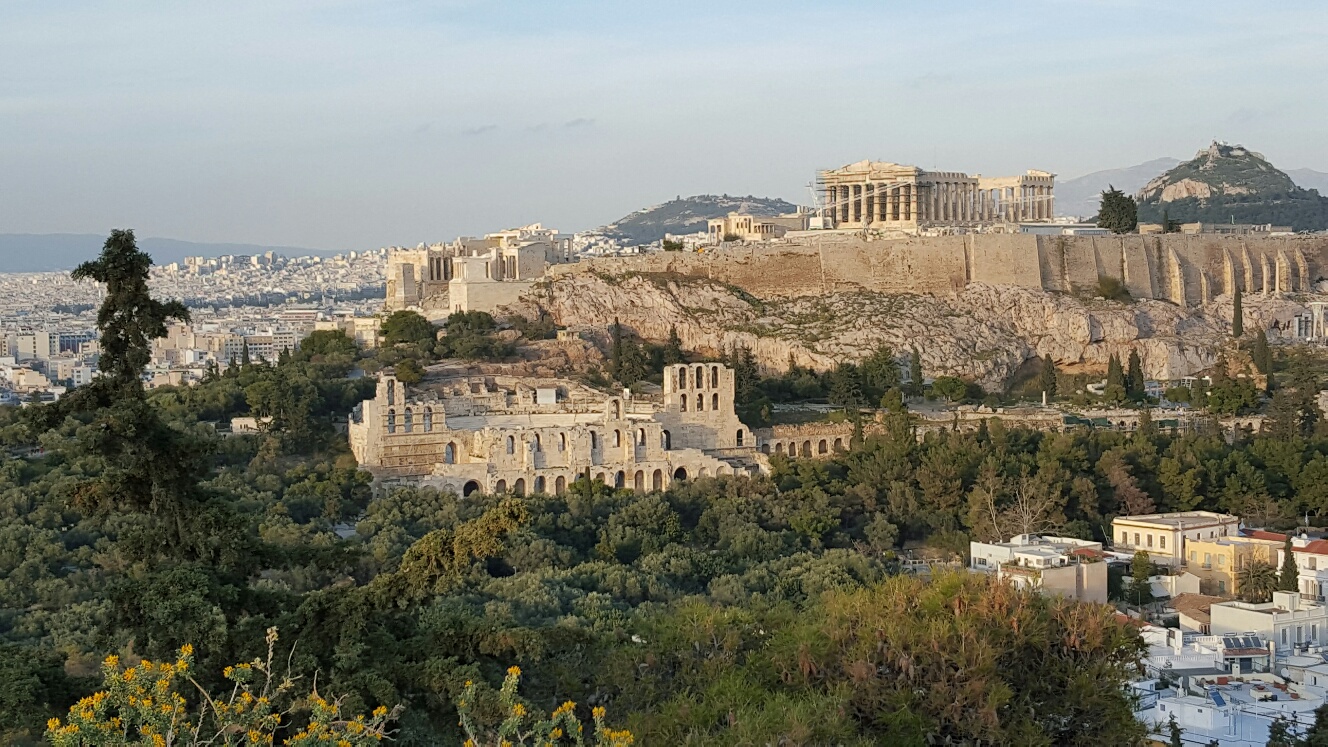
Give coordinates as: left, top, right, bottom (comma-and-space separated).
1057, 156, 1328, 220
1135, 142, 1328, 231
0, 234, 338, 273
587, 194, 800, 245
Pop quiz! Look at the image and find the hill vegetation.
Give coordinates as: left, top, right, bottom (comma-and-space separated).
1135, 142, 1328, 230
588, 194, 799, 245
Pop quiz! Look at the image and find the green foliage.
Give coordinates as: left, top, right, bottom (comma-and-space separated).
508, 312, 557, 342
1239, 560, 1278, 602
1253, 328, 1272, 376
436, 311, 514, 361
1281, 537, 1300, 592
662, 326, 685, 366
661, 238, 685, 252
930, 376, 967, 403
1129, 550, 1155, 607
1233, 286, 1245, 338
1097, 276, 1133, 303
1095, 186, 1138, 234
1126, 349, 1145, 401
394, 358, 425, 386
1038, 354, 1058, 399
299, 330, 358, 360
380, 310, 437, 347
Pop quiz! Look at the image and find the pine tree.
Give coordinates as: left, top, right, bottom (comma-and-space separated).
1233, 285, 1244, 338
907, 347, 923, 398
1280, 537, 1300, 592
1096, 186, 1138, 235
1126, 349, 1145, 400
1038, 354, 1058, 399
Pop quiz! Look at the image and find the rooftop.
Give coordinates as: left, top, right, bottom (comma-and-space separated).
1114, 511, 1239, 528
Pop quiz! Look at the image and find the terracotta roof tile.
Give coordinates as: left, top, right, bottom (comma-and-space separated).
1299, 539, 1328, 555
1242, 530, 1288, 542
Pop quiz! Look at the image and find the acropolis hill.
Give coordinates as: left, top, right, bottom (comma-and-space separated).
553, 233, 1327, 305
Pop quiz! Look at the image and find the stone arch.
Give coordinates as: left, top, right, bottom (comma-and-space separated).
560, 432, 567, 451
514, 478, 526, 496
634, 470, 645, 492
555, 476, 566, 495
775, 442, 785, 455
534, 476, 545, 494
662, 430, 672, 450
423, 408, 433, 432
387, 409, 397, 433
612, 399, 622, 419
652, 469, 663, 491
717, 465, 731, 476
444, 442, 456, 464
506, 435, 515, 454
736, 429, 745, 446
818, 439, 828, 454
386, 381, 395, 406
403, 408, 413, 433
711, 366, 719, 387
463, 480, 480, 497
673, 467, 688, 481
761, 443, 771, 454
614, 470, 625, 489
694, 366, 704, 388
534, 433, 542, 452
590, 431, 598, 450
637, 428, 646, 446
801, 440, 812, 457
677, 367, 687, 390
696, 393, 704, 411
495, 479, 508, 494
680, 396, 687, 412
712, 393, 719, 411
614, 429, 622, 447
595, 472, 606, 484
833, 437, 844, 452
698, 467, 709, 477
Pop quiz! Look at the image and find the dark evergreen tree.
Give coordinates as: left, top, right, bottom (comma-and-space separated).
828, 363, 865, 410
1038, 354, 1058, 399
609, 317, 624, 381
241, 340, 252, 367
663, 325, 685, 365
906, 347, 923, 398
1252, 328, 1272, 377
1126, 349, 1145, 400
1104, 353, 1126, 403
1280, 537, 1300, 592
1096, 186, 1138, 234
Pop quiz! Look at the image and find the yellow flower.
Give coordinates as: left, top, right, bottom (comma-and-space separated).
123, 669, 136, 682
103, 655, 120, 668
551, 727, 563, 738
592, 706, 606, 720
180, 643, 194, 656
511, 703, 527, 718
506, 665, 521, 677
372, 705, 388, 718
47, 718, 61, 730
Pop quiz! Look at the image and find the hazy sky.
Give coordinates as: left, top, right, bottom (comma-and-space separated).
3, 0, 1326, 250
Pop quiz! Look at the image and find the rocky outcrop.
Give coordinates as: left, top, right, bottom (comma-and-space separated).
507, 269, 1318, 389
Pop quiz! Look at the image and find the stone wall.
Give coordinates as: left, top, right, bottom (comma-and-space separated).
550, 234, 1328, 306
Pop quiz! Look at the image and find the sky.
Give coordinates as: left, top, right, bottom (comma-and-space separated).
2, 0, 1326, 251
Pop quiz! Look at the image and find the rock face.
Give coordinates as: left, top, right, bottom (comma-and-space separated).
509, 269, 1315, 389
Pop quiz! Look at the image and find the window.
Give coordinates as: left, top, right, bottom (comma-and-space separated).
696, 393, 703, 411
590, 431, 598, 450
677, 368, 686, 390
736, 430, 744, 446
1160, 536, 1166, 549
1314, 624, 1318, 641
403, 409, 412, 433
1134, 533, 1140, 546
1312, 558, 1318, 571
1204, 553, 1211, 567
1218, 580, 1226, 594
423, 408, 433, 432
711, 366, 718, 388
1122, 531, 1128, 544
1217, 555, 1224, 566
560, 433, 567, 451
695, 366, 703, 388
1190, 551, 1197, 562
1283, 628, 1289, 645
534, 433, 542, 452
680, 395, 687, 412
506, 435, 515, 454
712, 393, 719, 411
614, 430, 621, 447
1147, 535, 1153, 548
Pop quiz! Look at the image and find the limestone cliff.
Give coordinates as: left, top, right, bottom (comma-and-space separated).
508, 269, 1313, 389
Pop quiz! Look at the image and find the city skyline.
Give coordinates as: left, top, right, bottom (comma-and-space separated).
3, 0, 1326, 252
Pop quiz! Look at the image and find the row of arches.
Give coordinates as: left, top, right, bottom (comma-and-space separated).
482, 467, 694, 497
761, 437, 844, 458
679, 392, 720, 412
502, 429, 673, 455
386, 407, 435, 434
675, 365, 721, 391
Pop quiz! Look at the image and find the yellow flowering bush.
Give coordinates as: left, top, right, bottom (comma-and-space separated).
46, 628, 402, 746
456, 666, 632, 747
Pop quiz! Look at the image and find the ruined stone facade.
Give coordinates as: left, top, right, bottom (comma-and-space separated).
384, 224, 575, 320
349, 364, 763, 495
552, 233, 1328, 308
820, 160, 1055, 232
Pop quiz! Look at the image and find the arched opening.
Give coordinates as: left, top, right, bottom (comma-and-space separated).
717, 465, 731, 476
387, 409, 397, 433
699, 467, 709, 477
736, 430, 745, 446
712, 393, 719, 411
614, 471, 625, 489
424, 408, 433, 432
559, 432, 567, 451
818, 439, 827, 454
696, 393, 703, 411
495, 479, 508, 493
590, 431, 598, 450
612, 400, 622, 419
652, 469, 663, 491
662, 430, 671, 450
506, 435, 515, 454
463, 480, 480, 497
694, 366, 703, 388
634, 471, 644, 492
386, 382, 395, 406
801, 440, 812, 457
761, 443, 770, 454
555, 476, 566, 495
673, 467, 687, 481
403, 408, 413, 433
680, 396, 687, 412
514, 478, 526, 496
711, 366, 719, 388
677, 367, 686, 390
613, 429, 622, 447
444, 442, 456, 464
534, 476, 545, 494
595, 472, 606, 484
775, 442, 785, 455
833, 437, 844, 452
534, 433, 542, 452
637, 428, 646, 446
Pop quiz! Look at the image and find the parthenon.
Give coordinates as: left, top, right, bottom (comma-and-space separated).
819, 160, 1055, 232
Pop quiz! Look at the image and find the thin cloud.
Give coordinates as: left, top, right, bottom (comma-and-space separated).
462, 124, 498, 136
564, 117, 595, 128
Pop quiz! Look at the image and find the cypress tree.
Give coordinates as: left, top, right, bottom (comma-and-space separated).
907, 347, 923, 398
1233, 286, 1244, 338
609, 317, 624, 381
1252, 329, 1272, 376
1106, 354, 1125, 390
241, 340, 252, 367
663, 325, 685, 365
1126, 349, 1145, 400
1038, 354, 1058, 399
1280, 537, 1300, 592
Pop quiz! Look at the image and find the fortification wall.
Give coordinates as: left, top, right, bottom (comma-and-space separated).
550, 234, 1328, 306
